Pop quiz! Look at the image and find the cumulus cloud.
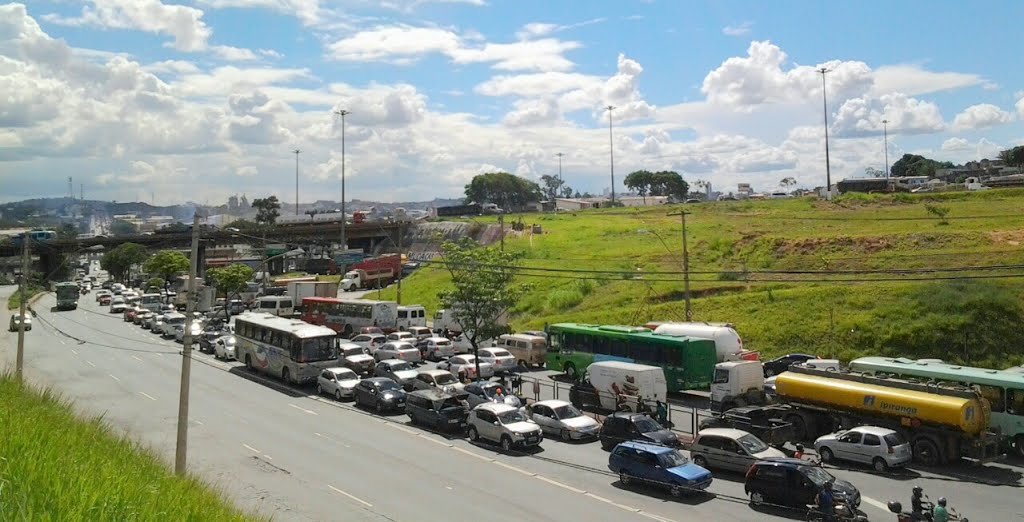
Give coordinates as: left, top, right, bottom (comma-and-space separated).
503, 98, 560, 126
952, 103, 1014, 131
198, 0, 324, 27
831, 92, 945, 137
475, 72, 599, 97
224, 91, 293, 144
871, 65, 986, 96
941, 137, 970, 151
43, 0, 213, 52
1017, 93, 1024, 118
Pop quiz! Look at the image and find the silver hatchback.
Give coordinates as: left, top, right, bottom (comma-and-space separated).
688, 428, 785, 473
814, 426, 912, 471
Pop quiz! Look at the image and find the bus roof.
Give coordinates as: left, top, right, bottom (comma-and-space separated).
548, 323, 714, 346
301, 297, 396, 305
236, 312, 337, 338
850, 356, 1024, 387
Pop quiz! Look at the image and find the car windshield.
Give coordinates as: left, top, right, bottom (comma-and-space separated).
389, 361, 413, 371
490, 349, 512, 358
658, 450, 689, 468
435, 340, 451, 346
376, 380, 401, 391
434, 373, 457, 385
737, 434, 770, 454
498, 410, 527, 424
634, 417, 663, 433
801, 465, 836, 487
301, 337, 337, 362
482, 384, 507, 398
552, 404, 584, 420
334, 370, 358, 381
343, 347, 366, 357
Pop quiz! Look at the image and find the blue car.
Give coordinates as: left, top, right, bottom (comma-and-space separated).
608, 441, 712, 497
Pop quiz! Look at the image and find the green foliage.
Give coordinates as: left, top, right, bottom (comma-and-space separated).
145, 277, 165, 292
143, 250, 189, 282
890, 153, 954, 178
109, 219, 138, 236
623, 170, 689, 201
100, 243, 148, 282
7, 282, 44, 310
56, 223, 79, 240
539, 174, 566, 201
0, 376, 256, 521
923, 203, 951, 225
998, 145, 1024, 167
251, 196, 281, 225
208, 264, 255, 318
223, 219, 260, 231
464, 172, 542, 211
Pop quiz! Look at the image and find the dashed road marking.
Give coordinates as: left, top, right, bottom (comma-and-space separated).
328, 485, 373, 508
450, 446, 492, 462
71, 349, 79, 355
138, 392, 157, 401
493, 460, 535, 476
862, 496, 891, 513
86, 360, 96, 367
131, 355, 142, 362
243, 443, 261, 454
108, 374, 120, 382
534, 474, 585, 494
288, 403, 318, 415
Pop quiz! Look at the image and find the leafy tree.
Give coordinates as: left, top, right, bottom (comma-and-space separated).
559, 185, 574, 198
207, 264, 254, 320
110, 219, 139, 236
539, 175, 565, 201
437, 237, 528, 379
780, 177, 797, 189
145, 277, 165, 292
649, 171, 689, 201
101, 243, 148, 283
223, 219, 260, 231
56, 223, 79, 240
998, 145, 1024, 168
143, 250, 189, 286
252, 196, 281, 225
464, 172, 542, 212
624, 170, 653, 203
890, 154, 954, 178
924, 204, 950, 225
864, 167, 886, 178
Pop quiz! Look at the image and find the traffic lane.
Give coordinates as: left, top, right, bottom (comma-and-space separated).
35, 299, 674, 522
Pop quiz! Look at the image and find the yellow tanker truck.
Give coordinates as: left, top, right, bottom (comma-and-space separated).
710, 361, 1003, 466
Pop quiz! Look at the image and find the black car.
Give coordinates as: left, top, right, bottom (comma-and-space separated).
762, 353, 818, 377
406, 389, 469, 432
198, 326, 229, 353
353, 377, 407, 413
599, 412, 678, 451
744, 458, 861, 509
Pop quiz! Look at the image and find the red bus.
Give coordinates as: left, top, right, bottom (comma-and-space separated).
301, 297, 399, 336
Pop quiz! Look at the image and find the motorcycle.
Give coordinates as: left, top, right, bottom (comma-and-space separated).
807, 498, 868, 522
887, 500, 968, 522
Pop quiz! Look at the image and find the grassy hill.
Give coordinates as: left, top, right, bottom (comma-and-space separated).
380, 189, 1024, 368
0, 375, 258, 521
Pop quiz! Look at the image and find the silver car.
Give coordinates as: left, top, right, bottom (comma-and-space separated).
814, 426, 912, 472
373, 359, 419, 390
374, 341, 421, 363
316, 367, 361, 401
526, 400, 601, 441
412, 369, 465, 393
688, 428, 785, 473
478, 347, 517, 373
213, 335, 237, 361
437, 354, 495, 380
467, 403, 543, 452
340, 343, 376, 375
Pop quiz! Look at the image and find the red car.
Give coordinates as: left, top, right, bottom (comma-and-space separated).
99, 295, 112, 305
123, 307, 139, 322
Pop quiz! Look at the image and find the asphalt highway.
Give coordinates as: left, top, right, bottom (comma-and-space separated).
2, 287, 1021, 522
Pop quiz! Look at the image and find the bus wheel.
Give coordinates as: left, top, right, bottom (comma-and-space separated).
282, 367, 291, 384
1013, 435, 1024, 458
564, 363, 577, 381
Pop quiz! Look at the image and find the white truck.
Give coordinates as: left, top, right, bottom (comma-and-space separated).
287, 281, 340, 301
652, 322, 756, 362
173, 285, 215, 312
569, 361, 668, 412
433, 306, 509, 336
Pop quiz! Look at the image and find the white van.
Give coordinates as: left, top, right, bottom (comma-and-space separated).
652, 323, 749, 362
256, 296, 294, 317
396, 305, 427, 330
584, 361, 667, 412
493, 333, 547, 368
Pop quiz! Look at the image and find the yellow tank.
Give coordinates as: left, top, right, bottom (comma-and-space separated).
774, 371, 988, 436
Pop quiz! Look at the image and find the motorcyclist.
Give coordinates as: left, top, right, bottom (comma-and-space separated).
932, 497, 949, 522
815, 480, 835, 522
911, 486, 927, 519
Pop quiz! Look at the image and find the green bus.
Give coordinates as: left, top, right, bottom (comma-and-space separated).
849, 356, 1024, 457
55, 282, 80, 311
544, 323, 718, 392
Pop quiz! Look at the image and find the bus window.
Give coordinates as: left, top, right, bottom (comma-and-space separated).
592, 337, 609, 355
1007, 389, 1024, 416
976, 384, 1005, 413
665, 349, 681, 367
609, 340, 628, 358
548, 333, 560, 351
632, 342, 656, 363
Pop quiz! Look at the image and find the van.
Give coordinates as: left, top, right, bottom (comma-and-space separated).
405, 389, 470, 432
570, 361, 667, 412
652, 323, 751, 362
494, 333, 547, 368
396, 305, 427, 330
256, 296, 294, 317
403, 325, 432, 341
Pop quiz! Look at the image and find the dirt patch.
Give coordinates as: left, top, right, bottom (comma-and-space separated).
650, 286, 749, 302
773, 236, 894, 256
988, 230, 1024, 246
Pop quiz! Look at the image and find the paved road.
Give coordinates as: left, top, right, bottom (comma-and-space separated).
2, 288, 1021, 522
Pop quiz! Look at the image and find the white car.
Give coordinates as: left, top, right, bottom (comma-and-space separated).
412, 369, 466, 393
419, 337, 456, 361
339, 343, 376, 375
213, 335, 236, 361
9, 313, 32, 332
94, 290, 111, 302
526, 400, 601, 441
385, 331, 416, 343
174, 320, 203, 343
316, 367, 361, 401
161, 313, 186, 337
437, 354, 495, 380
478, 347, 517, 374
351, 334, 387, 353
814, 426, 912, 472
374, 341, 422, 363
467, 403, 543, 452
110, 298, 127, 313
373, 359, 419, 390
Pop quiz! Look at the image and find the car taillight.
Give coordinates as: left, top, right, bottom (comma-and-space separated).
745, 466, 757, 480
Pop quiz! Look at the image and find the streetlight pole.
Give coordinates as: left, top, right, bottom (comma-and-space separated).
175, 213, 200, 476
556, 152, 564, 187
606, 106, 616, 205
817, 67, 832, 199
334, 109, 350, 251
882, 119, 890, 180
293, 149, 301, 215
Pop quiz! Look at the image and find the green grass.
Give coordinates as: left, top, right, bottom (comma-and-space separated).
0, 375, 258, 522
378, 189, 1024, 367
7, 284, 44, 310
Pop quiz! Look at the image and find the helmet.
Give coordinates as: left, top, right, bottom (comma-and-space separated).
825, 480, 834, 490
938, 497, 947, 506
912, 486, 923, 496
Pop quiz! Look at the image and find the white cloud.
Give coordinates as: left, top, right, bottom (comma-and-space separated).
197, 0, 323, 27
952, 103, 1014, 130
475, 72, 599, 97
722, 21, 752, 36
211, 45, 260, 61
503, 98, 560, 127
43, 0, 212, 52
831, 92, 945, 137
235, 166, 258, 176
941, 137, 969, 151
871, 65, 986, 96
514, 18, 606, 40
1017, 94, 1024, 119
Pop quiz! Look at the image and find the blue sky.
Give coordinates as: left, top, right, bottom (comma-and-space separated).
2, 0, 1023, 205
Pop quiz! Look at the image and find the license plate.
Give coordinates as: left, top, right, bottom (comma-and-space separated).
448, 419, 460, 424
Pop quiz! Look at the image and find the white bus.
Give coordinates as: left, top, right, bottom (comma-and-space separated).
256, 296, 294, 317
300, 297, 398, 336
396, 305, 427, 330
234, 312, 340, 384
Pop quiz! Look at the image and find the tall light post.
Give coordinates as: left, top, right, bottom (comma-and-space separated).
882, 119, 890, 180
556, 152, 564, 186
292, 149, 301, 215
334, 109, 350, 251
606, 105, 616, 205
817, 67, 832, 198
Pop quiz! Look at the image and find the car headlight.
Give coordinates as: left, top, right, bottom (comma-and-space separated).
512, 431, 525, 439
382, 393, 395, 401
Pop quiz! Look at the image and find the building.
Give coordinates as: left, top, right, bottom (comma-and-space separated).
737, 183, 754, 199
837, 178, 891, 194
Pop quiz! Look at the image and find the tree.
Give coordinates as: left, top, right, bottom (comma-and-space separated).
143, 250, 189, 287
207, 264, 255, 320
864, 167, 886, 178
649, 171, 688, 201
223, 219, 259, 231
145, 277, 165, 292
437, 237, 528, 380
780, 177, 797, 189
464, 172, 542, 212
998, 145, 1024, 168
252, 196, 281, 225
624, 170, 653, 203
890, 154, 954, 178
539, 175, 565, 201
101, 243, 148, 283
110, 219, 139, 236
56, 223, 79, 240
559, 185, 574, 198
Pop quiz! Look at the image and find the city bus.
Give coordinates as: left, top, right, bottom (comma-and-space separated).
849, 356, 1024, 456
233, 312, 340, 385
10, 230, 58, 246
544, 323, 718, 392
300, 297, 398, 336
54, 282, 80, 311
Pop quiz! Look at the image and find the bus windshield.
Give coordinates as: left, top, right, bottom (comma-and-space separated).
301, 337, 337, 362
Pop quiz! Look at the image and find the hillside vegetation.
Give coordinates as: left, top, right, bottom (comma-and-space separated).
380, 189, 1024, 369
0, 375, 257, 521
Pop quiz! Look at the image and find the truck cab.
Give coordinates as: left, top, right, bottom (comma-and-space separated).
710, 360, 767, 412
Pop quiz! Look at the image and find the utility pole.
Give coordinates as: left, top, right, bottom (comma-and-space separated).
668, 211, 692, 321
556, 152, 564, 188
606, 106, 616, 205
335, 109, 350, 251
396, 222, 403, 305
882, 119, 890, 180
15, 238, 29, 382
498, 214, 505, 252
817, 67, 832, 199
293, 149, 301, 215
175, 214, 200, 476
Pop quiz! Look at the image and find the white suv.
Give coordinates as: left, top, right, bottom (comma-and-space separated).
467, 403, 543, 452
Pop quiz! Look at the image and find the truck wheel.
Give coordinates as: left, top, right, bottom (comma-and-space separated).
786, 414, 808, 441
1014, 435, 1024, 458
912, 437, 942, 467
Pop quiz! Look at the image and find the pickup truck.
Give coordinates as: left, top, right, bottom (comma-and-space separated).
698, 405, 795, 447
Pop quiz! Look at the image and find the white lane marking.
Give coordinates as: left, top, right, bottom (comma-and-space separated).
108, 374, 120, 382
131, 355, 142, 362
194, 420, 203, 426
242, 443, 261, 454
417, 434, 454, 447
314, 432, 350, 448
534, 474, 586, 494
288, 403, 318, 415
263, 454, 273, 460
328, 485, 373, 508
138, 392, 157, 401
71, 349, 79, 355
386, 423, 418, 435
451, 446, 493, 462
493, 460, 535, 476
583, 492, 641, 513
155, 353, 163, 357
59, 340, 66, 346
862, 496, 891, 513
86, 361, 96, 367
